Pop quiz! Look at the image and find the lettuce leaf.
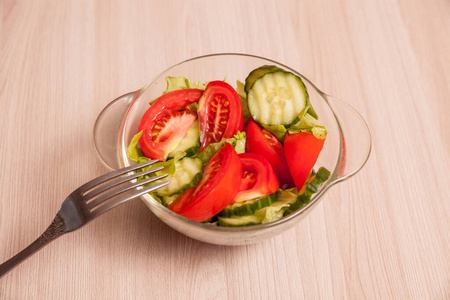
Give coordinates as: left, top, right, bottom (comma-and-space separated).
135, 153, 184, 179
128, 130, 186, 178
258, 201, 291, 224
197, 131, 247, 165
287, 105, 327, 139
275, 188, 299, 204
262, 124, 287, 142
150, 76, 206, 104
128, 131, 144, 161
165, 76, 206, 93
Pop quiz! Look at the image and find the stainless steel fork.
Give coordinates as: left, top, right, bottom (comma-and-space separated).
0, 160, 170, 278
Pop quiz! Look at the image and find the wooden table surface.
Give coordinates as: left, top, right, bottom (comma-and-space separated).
1, 1, 449, 299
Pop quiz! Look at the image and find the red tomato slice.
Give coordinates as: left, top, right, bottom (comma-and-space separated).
138, 89, 203, 132
168, 143, 242, 222
138, 89, 203, 161
244, 118, 295, 188
284, 132, 326, 190
140, 109, 197, 161
166, 186, 196, 213
232, 153, 279, 203
198, 81, 243, 151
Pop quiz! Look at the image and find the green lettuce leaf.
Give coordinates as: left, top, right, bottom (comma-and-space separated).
128, 130, 187, 178
275, 188, 299, 204
135, 153, 185, 179
150, 76, 206, 104
287, 105, 327, 139
197, 131, 247, 165
128, 131, 144, 161
262, 124, 287, 142
257, 201, 291, 224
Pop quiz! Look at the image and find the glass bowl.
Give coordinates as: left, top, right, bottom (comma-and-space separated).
93, 53, 371, 246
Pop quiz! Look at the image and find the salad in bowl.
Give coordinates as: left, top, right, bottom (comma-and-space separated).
93, 53, 371, 245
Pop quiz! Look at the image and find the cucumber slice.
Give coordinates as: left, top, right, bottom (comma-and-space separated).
247, 71, 308, 127
244, 65, 281, 93
218, 193, 276, 218
218, 200, 290, 227
218, 215, 262, 227
285, 167, 331, 215
168, 119, 200, 158
155, 157, 203, 197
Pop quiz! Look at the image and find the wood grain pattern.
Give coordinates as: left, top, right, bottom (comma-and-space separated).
1, 0, 449, 299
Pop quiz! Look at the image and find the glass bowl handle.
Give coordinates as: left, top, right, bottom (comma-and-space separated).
93, 90, 141, 171
324, 95, 372, 182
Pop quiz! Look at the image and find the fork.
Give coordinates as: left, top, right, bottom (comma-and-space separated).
0, 159, 170, 278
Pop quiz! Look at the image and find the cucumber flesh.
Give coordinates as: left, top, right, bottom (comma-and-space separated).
218, 193, 276, 218
244, 65, 281, 93
168, 119, 200, 158
247, 71, 308, 127
154, 157, 203, 197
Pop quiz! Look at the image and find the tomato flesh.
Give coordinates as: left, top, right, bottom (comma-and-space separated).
232, 153, 280, 203
239, 170, 257, 192
168, 143, 242, 222
198, 81, 243, 151
140, 109, 197, 160
138, 89, 203, 161
244, 118, 295, 188
166, 187, 196, 213
284, 132, 326, 190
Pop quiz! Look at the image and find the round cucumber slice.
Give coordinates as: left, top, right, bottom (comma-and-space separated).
247, 71, 308, 127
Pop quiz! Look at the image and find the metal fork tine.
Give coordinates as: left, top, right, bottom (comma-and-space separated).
83, 165, 165, 199
88, 181, 171, 220
78, 159, 160, 192
85, 173, 169, 210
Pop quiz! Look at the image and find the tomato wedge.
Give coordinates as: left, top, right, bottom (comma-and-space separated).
284, 132, 326, 190
232, 153, 279, 203
166, 186, 196, 213
244, 118, 295, 188
198, 81, 243, 151
138, 89, 203, 161
168, 143, 242, 222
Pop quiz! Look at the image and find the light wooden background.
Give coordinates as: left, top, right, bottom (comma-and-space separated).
1, 0, 449, 299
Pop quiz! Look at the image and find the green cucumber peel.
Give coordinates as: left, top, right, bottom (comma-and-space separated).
284, 167, 331, 215
236, 80, 251, 124
219, 193, 276, 218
